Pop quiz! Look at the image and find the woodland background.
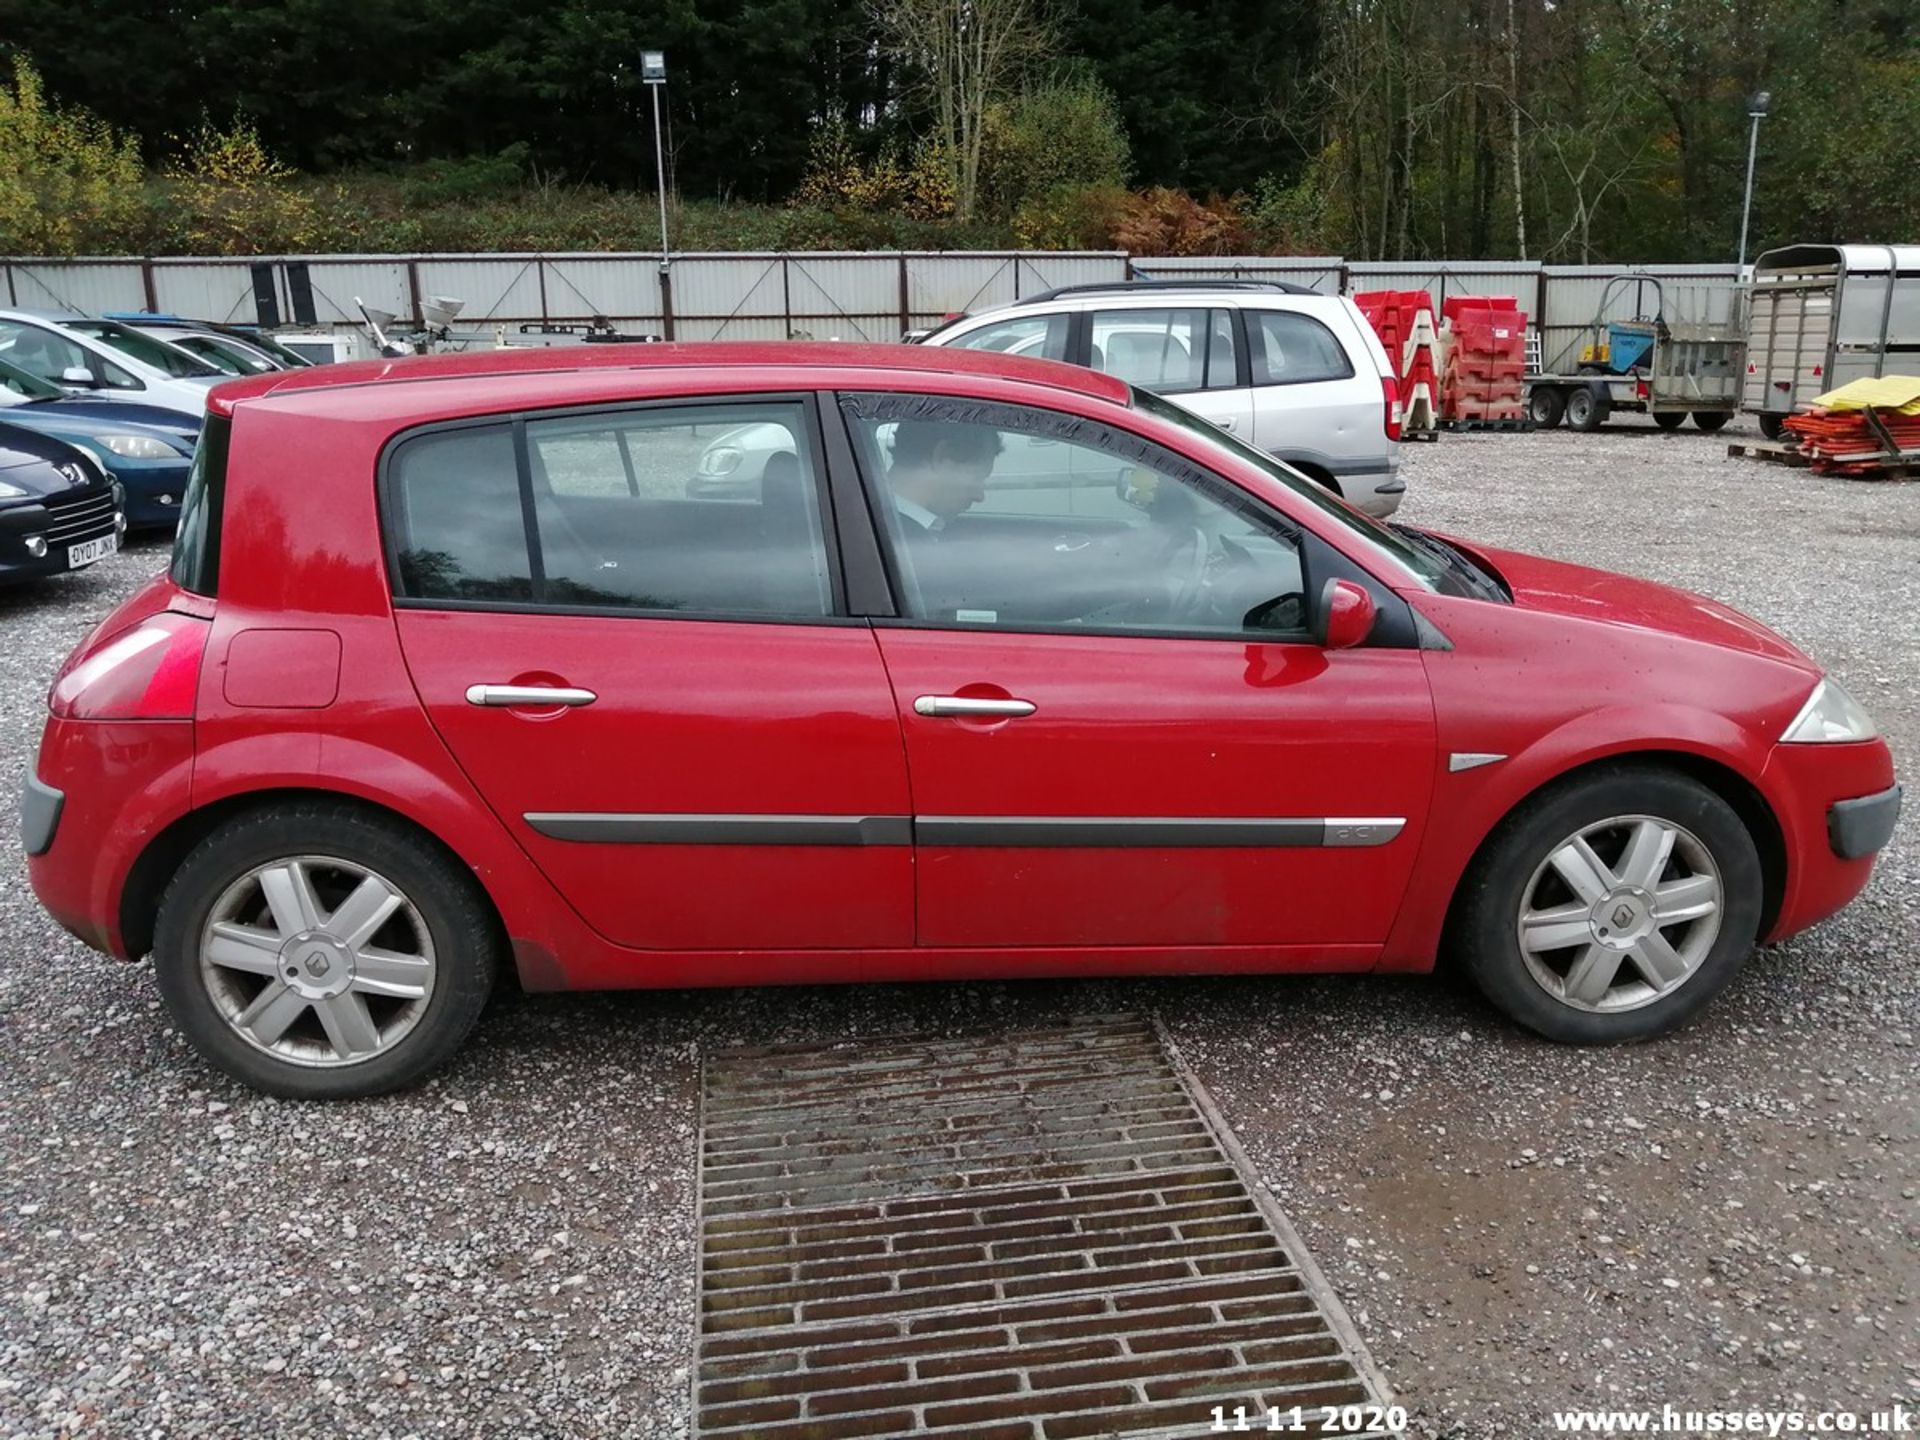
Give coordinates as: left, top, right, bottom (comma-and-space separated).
2, 0, 1915, 260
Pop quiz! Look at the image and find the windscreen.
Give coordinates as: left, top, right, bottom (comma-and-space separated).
67, 321, 224, 379
1130, 386, 1452, 591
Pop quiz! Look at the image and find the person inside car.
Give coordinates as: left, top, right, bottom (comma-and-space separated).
885, 419, 1002, 533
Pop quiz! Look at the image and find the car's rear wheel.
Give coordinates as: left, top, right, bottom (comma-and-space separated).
1450, 767, 1763, 1043
153, 803, 499, 1098
1652, 410, 1687, 431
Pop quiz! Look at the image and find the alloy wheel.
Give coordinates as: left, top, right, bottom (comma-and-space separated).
1515, 815, 1723, 1013
197, 855, 437, 1067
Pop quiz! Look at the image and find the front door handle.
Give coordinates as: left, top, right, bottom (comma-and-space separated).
913, 695, 1037, 719
465, 683, 598, 708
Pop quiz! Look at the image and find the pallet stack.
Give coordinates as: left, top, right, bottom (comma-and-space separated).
1783, 411, 1920, 475
1353, 290, 1441, 437
1438, 296, 1528, 428
1771, 375, 1920, 477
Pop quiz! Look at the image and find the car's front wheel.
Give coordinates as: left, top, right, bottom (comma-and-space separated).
153, 803, 500, 1098
1451, 767, 1763, 1043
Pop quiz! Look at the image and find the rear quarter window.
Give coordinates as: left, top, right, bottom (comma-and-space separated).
170, 415, 231, 596
1249, 310, 1355, 385
386, 424, 534, 602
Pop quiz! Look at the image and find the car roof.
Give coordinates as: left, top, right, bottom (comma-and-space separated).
955, 289, 1347, 327
206, 340, 1133, 416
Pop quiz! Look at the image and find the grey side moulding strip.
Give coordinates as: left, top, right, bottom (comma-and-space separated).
524, 812, 1408, 849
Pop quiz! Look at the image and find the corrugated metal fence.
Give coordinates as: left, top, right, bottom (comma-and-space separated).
0, 251, 1743, 370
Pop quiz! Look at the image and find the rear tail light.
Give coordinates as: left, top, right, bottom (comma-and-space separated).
50, 611, 209, 720
1382, 373, 1403, 441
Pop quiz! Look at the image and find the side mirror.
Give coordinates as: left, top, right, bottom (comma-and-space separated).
60, 366, 99, 388
1313, 578, 1377, 650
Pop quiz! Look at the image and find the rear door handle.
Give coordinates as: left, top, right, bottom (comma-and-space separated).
465, 684, 598, 708
914, 695, 1036, 718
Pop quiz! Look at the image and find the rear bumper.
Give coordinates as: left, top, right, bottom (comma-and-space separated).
1344, 468, 1407, 519
24, 715, 195, 959
1760, 739, 1899, 942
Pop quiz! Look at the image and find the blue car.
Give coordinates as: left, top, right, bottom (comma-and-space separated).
1, 356, 196, 530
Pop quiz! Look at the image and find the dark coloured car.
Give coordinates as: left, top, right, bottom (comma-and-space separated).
0, 421, 124, 584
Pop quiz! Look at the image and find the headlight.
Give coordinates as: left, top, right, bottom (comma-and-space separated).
0, 480, 25, 499
698, 446, 743, 476
98, 434, 179, 459
1781, 678, 1878, 743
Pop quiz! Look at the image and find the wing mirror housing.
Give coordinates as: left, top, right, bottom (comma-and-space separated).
1313, 578, 1377, 650
59, 366, 100, 388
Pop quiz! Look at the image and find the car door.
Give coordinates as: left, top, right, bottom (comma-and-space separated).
1082, 306, 1255, 439
1244, 306, 1374, 466
0, 319, 145, 396
839, 391, 1436, 958
386, 395, 913, 953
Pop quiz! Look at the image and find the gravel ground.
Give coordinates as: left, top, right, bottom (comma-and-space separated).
1, 418, 1915, 1439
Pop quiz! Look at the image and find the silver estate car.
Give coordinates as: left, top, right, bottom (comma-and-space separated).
917, 281, 1407, 516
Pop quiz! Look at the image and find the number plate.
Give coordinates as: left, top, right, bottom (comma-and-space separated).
67, 533, 118, 569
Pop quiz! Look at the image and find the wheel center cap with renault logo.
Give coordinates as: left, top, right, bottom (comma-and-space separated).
1591, 888, 1656, 949
281, 933, 353, 998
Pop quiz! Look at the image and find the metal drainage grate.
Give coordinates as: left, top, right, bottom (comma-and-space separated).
694, 1015, 1398, 1439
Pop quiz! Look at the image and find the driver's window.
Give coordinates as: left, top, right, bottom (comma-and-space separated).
846, 399, 1308, 638
0, 322, 138, 391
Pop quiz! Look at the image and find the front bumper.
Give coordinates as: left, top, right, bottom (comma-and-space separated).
0, 481, 121, 583
20, 775, 63, 856
1829, 784, 1901, 860
1760, 739, 1899, 942
105, 457, 191, 529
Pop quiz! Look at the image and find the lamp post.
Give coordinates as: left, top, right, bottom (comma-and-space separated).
642, 50, 670, 265
1737, 90, 1771, 270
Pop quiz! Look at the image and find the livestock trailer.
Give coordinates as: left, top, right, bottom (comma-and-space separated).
1743, 243, 1920, 438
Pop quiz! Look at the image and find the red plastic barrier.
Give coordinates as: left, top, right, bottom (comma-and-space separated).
1442, 294, 1519, 327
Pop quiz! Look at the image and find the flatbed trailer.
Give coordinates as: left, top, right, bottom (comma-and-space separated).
1525, 277, 1743, 432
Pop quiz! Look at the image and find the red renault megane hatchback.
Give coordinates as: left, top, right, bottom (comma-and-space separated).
21, 343, 1899, 1098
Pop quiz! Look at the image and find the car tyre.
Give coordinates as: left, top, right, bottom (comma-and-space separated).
153, 802, 500, 1099
1449, 766, 1763, 1044
1691, 411, 1731, 433
1651, 410, 1687, 431
1527, 387, 1566, 429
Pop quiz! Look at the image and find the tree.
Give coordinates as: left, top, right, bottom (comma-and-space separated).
874, 0, 1052, 219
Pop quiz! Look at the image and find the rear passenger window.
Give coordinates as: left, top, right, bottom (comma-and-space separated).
1088, 308, 1237, 394
386, 401, 835, 618
1250, 312, 1354, 385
